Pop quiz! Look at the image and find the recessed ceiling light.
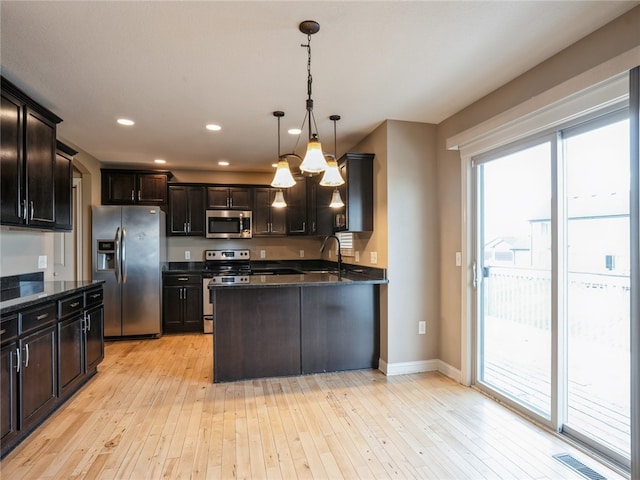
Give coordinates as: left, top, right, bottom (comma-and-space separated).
117, 118, 135, 126
288, 128, 301, 135
218, 161, 229, 166
206, 124, 222, 131
154, 159, 166, 164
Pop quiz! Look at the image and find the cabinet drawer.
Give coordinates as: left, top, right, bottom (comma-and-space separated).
1, 314, 18, 344
59, 294, 84, 319
163, 274, 201, 286
19, 303, 57, 334
85, 288, 103, 308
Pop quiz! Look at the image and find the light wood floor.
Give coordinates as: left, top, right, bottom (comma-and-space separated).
1, 334, 627, 479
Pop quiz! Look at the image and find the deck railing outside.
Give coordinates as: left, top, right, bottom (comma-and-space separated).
481, 266, 630, 457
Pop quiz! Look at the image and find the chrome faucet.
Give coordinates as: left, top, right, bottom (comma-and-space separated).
320, 234, 342, 277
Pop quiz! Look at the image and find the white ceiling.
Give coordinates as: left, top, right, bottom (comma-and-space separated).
1, 1, 636, 174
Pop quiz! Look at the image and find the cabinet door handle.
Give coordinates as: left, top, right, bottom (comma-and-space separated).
302, 221, 306, 232
70, 302, 80, 308
187, 222, 191, 233
0, 329, 6, 335
15, 348, 20, 373
183, 288, 187, 300
138, 190, 141, 201
30, 201, 34, 220
87, 313, 92, 332
178, 277, 189, 281
183, 222, 187, 233
23, 343, 30, 368
36, 313, 49, 321
131, 190, 135, 201
90, 293, 101, 299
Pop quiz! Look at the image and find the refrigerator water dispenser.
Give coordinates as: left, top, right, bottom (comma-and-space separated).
96, 240, 115, 271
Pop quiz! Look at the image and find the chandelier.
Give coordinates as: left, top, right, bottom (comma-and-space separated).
270, 20, 345, 190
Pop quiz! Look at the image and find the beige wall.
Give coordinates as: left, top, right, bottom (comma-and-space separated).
436, 5, 640, 370
351, 120, 439, 367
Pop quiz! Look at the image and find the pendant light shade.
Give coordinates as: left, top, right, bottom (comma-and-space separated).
320, 156, 344, 186
271, 158, 296, 188
320, 116, 344, 186
329, 188, 344, 208
272, 189, 287, 208
299, 134, 327, 173
270, 111, 296, 188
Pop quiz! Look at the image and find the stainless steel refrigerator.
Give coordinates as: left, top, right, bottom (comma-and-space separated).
92, 205, 166, 337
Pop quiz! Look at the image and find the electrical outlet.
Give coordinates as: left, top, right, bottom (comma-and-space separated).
38, 255, 47, 269
370, 251, 377, 264
419, 321, 426, 334
355, 251, 360, 262
455, 251, 462, 267
185, 250, 191, 260
260, 250, 266, 259
299, 250, 305, 258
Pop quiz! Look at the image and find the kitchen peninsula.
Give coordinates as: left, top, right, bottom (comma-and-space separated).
208, 266, 386, 383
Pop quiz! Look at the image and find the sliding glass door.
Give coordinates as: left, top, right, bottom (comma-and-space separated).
563, 116, 630, 463
474, 112, 631, 466
476, 141, 553, 420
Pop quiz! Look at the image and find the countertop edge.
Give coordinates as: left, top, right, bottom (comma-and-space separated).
1, 280, 105, 316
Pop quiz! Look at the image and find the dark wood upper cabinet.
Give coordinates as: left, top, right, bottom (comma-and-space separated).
253, 188, 286, 236
286, 176, 310, 235
54, 142, 76, 231
0, 91, 23, 226
206, 186, 252, 210
334, 153, 374, 233
101, 170, 171, 205
1, 77, 62, 230
168, 184, 205, 236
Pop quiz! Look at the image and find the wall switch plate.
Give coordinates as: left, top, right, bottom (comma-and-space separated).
38, 255, 47, 269
355, 251, 360, 262
260, 250, 266, 259
370, 252, 377, 264
419, 321, 426, 334
299, 250, 304, 258
455, 251, 462, 267
185, 250, 191, 260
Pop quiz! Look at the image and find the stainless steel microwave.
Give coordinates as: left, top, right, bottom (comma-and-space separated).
205, 210, 252, 239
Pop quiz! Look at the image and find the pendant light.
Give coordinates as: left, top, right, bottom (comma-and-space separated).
329, 188, 344, 208
298, 20, 329, 174
320, 115, 345, 186
270, 111, 296, 189
272, 189, 287, 208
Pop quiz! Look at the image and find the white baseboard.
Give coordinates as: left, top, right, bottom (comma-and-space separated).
378, 358, 462, 383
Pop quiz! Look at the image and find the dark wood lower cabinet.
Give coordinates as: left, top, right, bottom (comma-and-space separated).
214, 287, 301, 382
20, 325, 57, 432
1, 285, 104, 458
0, 340, 19, 448
58, 316, 84, 397
162, 274, 202, 333
301, 285, 379, 374
212, 284, 379, 382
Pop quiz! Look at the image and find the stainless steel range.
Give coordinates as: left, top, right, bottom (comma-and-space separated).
202, 249, 251, 333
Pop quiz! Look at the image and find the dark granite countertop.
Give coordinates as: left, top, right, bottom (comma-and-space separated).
0, 279, 105, 316
209, 270, 387, 289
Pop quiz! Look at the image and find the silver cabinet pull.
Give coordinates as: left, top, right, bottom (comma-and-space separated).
23, 343, 30, 368
183, 222, 187, 233
70, 302, 80, 308
36, 313, 49, 321
87, 313, 92, 332
15, 348, 20, 373
178, 277, 189, 281
30, 201, 34, 220
131, 190, 135, 201
137, 190, 141, 201
90, 293, 101, 299
0, 329, 6, 335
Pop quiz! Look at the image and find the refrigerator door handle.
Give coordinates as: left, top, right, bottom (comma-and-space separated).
121, 227, 128, 284
114, 227, 121, 284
